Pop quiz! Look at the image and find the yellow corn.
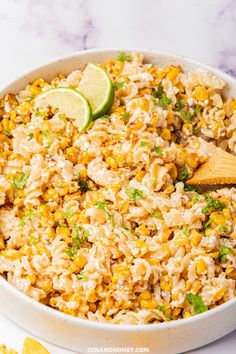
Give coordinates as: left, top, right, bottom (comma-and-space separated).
231, 100, 236, 111
191, 230, 202, 247
56, 227, 70, 238
195, 86, 208, 101
138, 98, 149, 111
138, 291, 151, 301
160, 275, 172, 291
65, 146, 78, 164
166, 67, 180, 82
106, 156, 118, 169
87, 289, 97, 303
140, 299, 158, 309
135, 170, 145, 182
73, 253, 86, 269
223, 208, 231, 219
191, 280, 201, 294
211, 212, 225, 225
196, 258, 206, 275
43, 189, 59, 202
164, 185, 175, 194
182, 123, 193, 136
161, 128, 171, 140
137, 224, 149, 236
186, 156, 198, 169
183, 311, 192, 318
214, 287, 225, 301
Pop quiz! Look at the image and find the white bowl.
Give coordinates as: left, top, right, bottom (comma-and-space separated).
0, 49, 235, 354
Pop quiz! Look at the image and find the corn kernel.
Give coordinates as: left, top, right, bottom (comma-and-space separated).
140, 299, 158, 309
137, 224, 149, 236
196, 258, 206, 275
73, 253, 86, 269
65, 146, 78, 164
195, 86, 208, 101
223, 208, 231, 219
135, 170, 145, 182
214, 287, 225, 301
231, 100, 236, 111
106, 156, 118, 169
161, 128, 171, 140
43, 189, 59, 202
160, 275, 172, 291
138, 291, 151, 301
183, 311, 192, 318
191, 230, 202, 247
166, 67, 180, 82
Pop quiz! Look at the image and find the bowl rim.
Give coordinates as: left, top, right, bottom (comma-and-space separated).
0, 47, 236, 331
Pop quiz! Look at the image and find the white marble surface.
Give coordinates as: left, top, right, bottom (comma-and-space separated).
0, 0, 235, 353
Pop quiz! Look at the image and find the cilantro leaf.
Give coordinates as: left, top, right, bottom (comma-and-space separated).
202, 195, 226, 213
77, 271, 86, 280
150, 209, 162, 218
152, 86, 172, 109
117, 52, 132, 62
154, 145, 163, 156
78, 178, 89, 193
219, 246, 232, 262
178, 166, 189, 182
141, 141, 148, 147
157, 305, 165, 312
96, 201, 108, 211
120, 111, 130, 123
179, 109, 193, 123
28, 133, 34, 140
183, 226, 190, 237
175, 99, 185, 111
126, 187, 146, 202
13, 172, 28, 190
113, 82, 125, 90
66, 226, 89, 258
186, 293, 208, 314
64, 207, 73, 219
3, 129, 13, 137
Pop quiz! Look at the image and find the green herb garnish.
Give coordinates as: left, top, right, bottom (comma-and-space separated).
186, 293, 208, 314
141, 141, 148, 147
126, 187, 146, 202
183, 226, 190, 237
66, 226, 89, 258
178, 166, 189, 182
77, 271, 86, 280
152, 86, 172, 109
219, 246, 232, 262
154, 145, 163, 156
120, 111, 130, 123
3, 129, 13, 137
150, 210, 162, 218
43, 131, 53, 148
204, 219, 211, 230
175, 99, 184, 111
29, 236, 37, 244
113, 82, 125, 90
158, 305, 165, 312
202, 195, 226, 213
179, 109, 193, 123
78, 178, 89, 193
64, 207, 73, 219
117, 52, 132, 62
13, 172, 28, 190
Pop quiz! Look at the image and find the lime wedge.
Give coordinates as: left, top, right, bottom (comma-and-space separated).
78, 63, 114, 119
35, 87, 92, 131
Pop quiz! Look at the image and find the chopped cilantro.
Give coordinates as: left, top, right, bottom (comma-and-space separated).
186, 293, 208, 314
28, 133, 34, 140
141, 141, 148, 147
113, 82, 125, 90
150, 210, 162, 218
202, 195, 226, 213
194, 107, 201, 115
96, 201, 108, 211
3, 129, 13, 137
192, 194, 200, 204
158, 305, 165, 312
126, 187, 146, 202
64, 207, 73, 219
120, 111, 130, 123
117, 52, 132, 62
193, 124, 202, 133
78, 178, 89, 193
219, 225, 229, 233
154, 145, 163, 156
175, 99, 184, 111
204, 219, 211, 230
179, 109, 193, 123
219, 246, 232, 262
77, 271, 86, 280
178, 166, 189, 182
152, 86, 172, 109
43, 131, 53, 148
184, 185, 201, 193
13, 172, 28, 190
29, 236, 37, 244
183, 226, 190, 237
66, 226, 89, 258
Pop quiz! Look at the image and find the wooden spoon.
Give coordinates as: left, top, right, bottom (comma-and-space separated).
187, 145, 236, 185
